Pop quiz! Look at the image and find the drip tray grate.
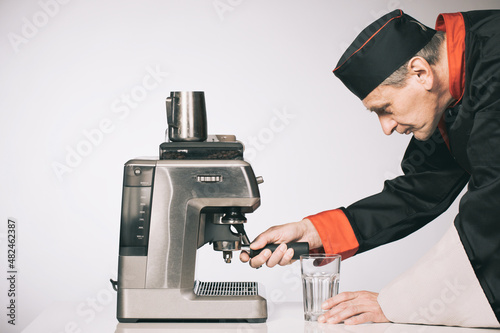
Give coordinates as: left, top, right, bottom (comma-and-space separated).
194, 281, 258, 296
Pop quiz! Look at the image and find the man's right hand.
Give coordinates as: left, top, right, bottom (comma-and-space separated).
239, 219, 323, 268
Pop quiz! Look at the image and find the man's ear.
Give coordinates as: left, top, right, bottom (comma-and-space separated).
407, 56, 434, 91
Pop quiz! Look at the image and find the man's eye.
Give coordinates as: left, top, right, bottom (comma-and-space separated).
375, 110, 391, 116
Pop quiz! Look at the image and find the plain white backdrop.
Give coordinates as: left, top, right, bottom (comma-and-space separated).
1, 0, 500, 332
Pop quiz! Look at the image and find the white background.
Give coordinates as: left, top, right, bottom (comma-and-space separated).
1, 0, 500, 332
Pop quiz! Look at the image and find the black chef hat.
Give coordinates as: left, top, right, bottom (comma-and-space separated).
333, 9, 436, 100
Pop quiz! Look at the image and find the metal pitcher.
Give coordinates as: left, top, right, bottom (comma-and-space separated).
166, 91, 208, 142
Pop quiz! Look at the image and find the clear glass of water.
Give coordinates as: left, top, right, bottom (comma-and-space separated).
300, 254, 341, 321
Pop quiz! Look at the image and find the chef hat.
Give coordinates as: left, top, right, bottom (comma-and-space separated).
333, 9, 436, 100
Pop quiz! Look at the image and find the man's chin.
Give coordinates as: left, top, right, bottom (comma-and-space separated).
413, 123, 441, 141
413, 132, 432, 141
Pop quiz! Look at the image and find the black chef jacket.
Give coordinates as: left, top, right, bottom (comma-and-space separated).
342, 10, 500, 321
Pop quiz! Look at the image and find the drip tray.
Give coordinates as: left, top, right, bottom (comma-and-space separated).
194, 281, 258, 296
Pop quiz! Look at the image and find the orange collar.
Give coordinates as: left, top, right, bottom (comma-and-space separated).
435, 13, 466, 106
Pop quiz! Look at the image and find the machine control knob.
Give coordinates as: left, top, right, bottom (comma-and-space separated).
256, 176, 264, 184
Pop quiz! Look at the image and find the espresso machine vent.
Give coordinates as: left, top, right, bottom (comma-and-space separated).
194, 281, 259, 297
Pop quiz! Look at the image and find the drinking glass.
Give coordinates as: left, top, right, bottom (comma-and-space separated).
300, 254, 341, 321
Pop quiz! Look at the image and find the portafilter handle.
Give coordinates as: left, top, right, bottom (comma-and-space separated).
232, 224, 310, 260
242, 242, 309, 260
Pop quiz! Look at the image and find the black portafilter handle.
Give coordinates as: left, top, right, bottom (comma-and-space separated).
248, 242, 309, 260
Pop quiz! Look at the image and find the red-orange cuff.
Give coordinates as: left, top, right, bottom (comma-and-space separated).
306, 209, 359, 260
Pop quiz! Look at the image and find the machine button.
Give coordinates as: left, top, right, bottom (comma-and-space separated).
124, 164, 154, 187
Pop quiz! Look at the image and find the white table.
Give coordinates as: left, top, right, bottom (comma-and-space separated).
17, 300, 499, 332
114, 302, 499, 333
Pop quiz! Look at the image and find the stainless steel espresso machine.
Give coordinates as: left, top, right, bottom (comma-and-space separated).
113, 91, 307, 323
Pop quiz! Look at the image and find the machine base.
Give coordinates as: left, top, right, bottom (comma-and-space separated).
117, 286, 268, 323
118, 318, 267, 323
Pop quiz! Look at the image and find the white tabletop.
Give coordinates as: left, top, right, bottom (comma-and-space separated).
114, 302, 499, 333
16, 299, 499, 333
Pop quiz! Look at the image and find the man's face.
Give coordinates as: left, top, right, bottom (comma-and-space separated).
362, 79, 443, 141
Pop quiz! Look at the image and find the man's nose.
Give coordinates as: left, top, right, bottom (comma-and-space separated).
378, 115, 398, 135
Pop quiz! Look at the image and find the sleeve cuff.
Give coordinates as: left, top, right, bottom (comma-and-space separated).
305, 208, 359, 260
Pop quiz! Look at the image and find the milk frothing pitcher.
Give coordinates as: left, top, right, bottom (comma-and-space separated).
166, 91, 207, 142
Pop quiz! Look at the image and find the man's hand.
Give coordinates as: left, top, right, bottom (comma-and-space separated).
318, 291, 389, 325
239, 219, 322, 268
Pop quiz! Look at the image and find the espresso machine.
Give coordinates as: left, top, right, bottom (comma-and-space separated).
113, 91, 307, 323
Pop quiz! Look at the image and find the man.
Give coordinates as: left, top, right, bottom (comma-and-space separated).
240, 9, 500, 327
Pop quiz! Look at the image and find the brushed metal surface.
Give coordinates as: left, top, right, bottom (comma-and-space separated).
117, 158, 265, 322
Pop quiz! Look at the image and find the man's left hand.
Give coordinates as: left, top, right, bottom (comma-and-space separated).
318, 291, 389, 325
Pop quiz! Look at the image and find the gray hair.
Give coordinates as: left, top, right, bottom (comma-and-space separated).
381, 31, 446, 87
